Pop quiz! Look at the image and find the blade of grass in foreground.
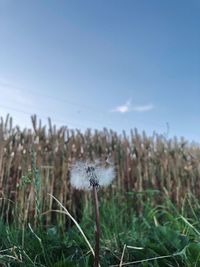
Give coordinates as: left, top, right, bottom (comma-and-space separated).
180, 215, 200, 236
110, 250, 184, 267
48, 194, 96, 260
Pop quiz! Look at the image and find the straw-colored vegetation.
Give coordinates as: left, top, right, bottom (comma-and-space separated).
0, 114, 200, 226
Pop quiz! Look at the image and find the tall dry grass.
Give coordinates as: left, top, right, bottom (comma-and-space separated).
0, 114, 200, 226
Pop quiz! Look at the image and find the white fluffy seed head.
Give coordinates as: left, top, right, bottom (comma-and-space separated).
70, 160, 115, 190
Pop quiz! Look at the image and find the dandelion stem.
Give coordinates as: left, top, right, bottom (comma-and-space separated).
92, 186, 100, 267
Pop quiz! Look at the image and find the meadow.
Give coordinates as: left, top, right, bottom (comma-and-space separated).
1, 114, 200, 266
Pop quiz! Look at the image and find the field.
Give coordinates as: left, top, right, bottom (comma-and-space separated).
1, 115, 200, 266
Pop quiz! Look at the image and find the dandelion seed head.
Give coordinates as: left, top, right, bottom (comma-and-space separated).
70, 160, 115, 190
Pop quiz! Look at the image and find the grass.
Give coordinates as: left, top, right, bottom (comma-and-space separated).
1, 191, 200, 266
1, 114, 200, 266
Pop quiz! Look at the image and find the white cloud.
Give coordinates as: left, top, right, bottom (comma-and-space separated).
111, 99, 132, 114
111, 100, 154, 114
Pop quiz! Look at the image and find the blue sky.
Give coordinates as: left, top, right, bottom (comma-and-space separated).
0, 0, 200, 141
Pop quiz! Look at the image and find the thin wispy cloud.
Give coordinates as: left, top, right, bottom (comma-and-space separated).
132, 104, 154, 112
111, 100, 154, 114
0, 80, 34, 106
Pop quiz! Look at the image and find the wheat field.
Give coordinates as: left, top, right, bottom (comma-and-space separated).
0, 114, 200, 226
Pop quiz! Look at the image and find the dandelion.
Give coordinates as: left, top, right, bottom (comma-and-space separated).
70, 159, 115, 267
70, 160, 115, 190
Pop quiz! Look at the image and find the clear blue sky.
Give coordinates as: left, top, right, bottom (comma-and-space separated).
0, 0, 200, 141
